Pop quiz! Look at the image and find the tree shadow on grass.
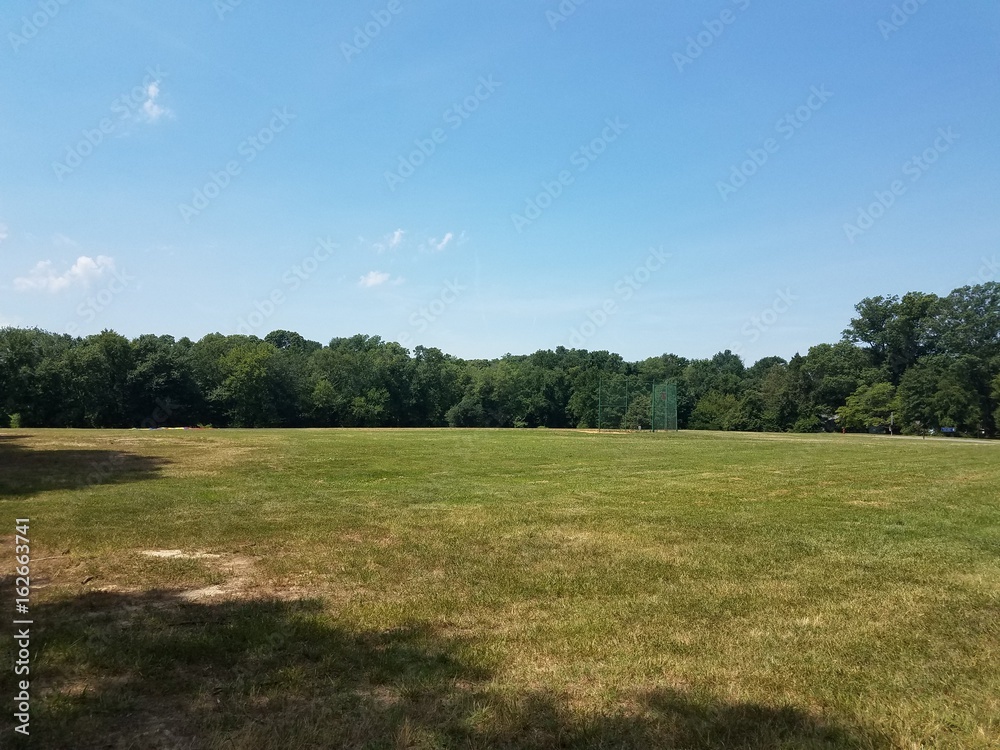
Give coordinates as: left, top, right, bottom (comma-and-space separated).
0, 434, 170, 498
0, 579, 894, 750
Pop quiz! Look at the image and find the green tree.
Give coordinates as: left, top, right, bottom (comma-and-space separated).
407, 346, 461, 426
690, 391, 742, 431
466, 358, 545, 427
623, 392, 651, 430
309, 379, 338, 426
0, 328, 73, 426
265, 330, 321, 425
926, 282, 1000, 361
63, 331, 133, 427
897, 355, 987, 434
0, 280, 996, 436
445, 394, 486, 427
683, 351, 744, 409
992, 373, 1000, 430
189, 334, 261, 426
843, 295, 898, 365
747, 359, 797, 431
566, 367, 602, 428
212, 341, 288, 427
836, 382, 897, 432
349, 388, 389, 427
801, 342, 871, 409
128, 334, 202, 426
843, 292, 938, 381
732, 390, 765, 431
310, 335, 411, 427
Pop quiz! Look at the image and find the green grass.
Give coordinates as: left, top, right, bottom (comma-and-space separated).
1, 428, 998, 749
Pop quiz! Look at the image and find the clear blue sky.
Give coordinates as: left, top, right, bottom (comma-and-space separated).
2, 0, 998, 363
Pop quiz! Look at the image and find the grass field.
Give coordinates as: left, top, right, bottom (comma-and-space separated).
1, 428, 998, 749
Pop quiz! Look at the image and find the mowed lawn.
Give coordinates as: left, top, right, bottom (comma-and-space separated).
0, 429, 998, 749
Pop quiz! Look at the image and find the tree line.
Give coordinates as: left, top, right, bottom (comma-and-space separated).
2, 282, 998, 436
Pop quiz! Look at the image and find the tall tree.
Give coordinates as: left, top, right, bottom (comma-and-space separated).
63, 331, 133, 427
0, 281, 997, 436
926, 282, 1000, 360
897, 355, 988, 434
128, 335, 202, 426
837, 382, 898, 432
992, 373, 1000, 432
211, 341, 290, 427
843, 292, 938, 381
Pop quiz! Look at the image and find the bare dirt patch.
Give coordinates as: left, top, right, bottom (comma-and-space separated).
140, 550, 255, 601
141, 550, 222, 560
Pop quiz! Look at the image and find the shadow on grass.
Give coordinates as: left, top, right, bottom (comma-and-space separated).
0, 580, 893, 750
0, 434, 170, 498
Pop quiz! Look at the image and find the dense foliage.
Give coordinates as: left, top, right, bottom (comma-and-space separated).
2, 283, 998, 435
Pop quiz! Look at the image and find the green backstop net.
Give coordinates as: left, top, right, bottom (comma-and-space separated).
651, 382, 678, 432
598, 378, 677, 432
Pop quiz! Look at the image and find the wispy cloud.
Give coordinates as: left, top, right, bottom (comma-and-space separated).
0, 223, 8, 245
359, 270, 391, 288
14, 255, 115, 293
373, 228, 406, 253
53, 232, 78, 248
420, 230, 465, 253
138, 82, 171, 123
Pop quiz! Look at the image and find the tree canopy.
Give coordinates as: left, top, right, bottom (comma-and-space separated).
2, 283, 998, 436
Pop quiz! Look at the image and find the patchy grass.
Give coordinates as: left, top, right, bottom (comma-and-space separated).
0, 428, 998, 749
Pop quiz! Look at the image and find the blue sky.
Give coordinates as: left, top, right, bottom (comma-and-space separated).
2, 0, 998, 363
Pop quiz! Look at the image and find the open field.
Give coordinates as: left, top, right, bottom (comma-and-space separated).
1, 428, 998, 749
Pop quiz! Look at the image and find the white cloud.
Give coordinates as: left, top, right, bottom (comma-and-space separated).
139, 82, 171, 123
373, 228, 406, 253
433, 232, 454, 251
359, 270, 391, 288
0, 224, 7, 244
14, 255, 115, 293
421, 231, 459, 253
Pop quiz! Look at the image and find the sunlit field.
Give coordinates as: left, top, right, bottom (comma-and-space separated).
1, 428, 998, 749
